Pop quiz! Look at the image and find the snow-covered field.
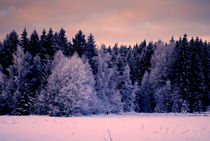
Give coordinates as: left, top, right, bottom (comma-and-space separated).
0, 113, 210, 141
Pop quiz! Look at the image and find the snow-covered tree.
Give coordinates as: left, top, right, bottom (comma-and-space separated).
135, 40, 175, 113
3, 47, 26, 114
119, 65, 135, 112
0, 68, 7, 114
149, 41, 175, 89
6, 47, 43, 115
39, 51, 97, 116
0, 68, 4, 92
95, 47, 122, 113
115, 55, 134, 112
135, 71, 155, 112
154, 81, 173, 112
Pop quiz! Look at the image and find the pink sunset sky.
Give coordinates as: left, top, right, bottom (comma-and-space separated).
0, 0, 210, 46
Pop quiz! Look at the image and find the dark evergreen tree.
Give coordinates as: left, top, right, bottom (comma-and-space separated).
119, 45, 129, 61
136, 41, 154, 85
0, 31, 19, 75
0, 66, 7, 114
172, 34, 193, 112
135, 72, 155, 112
128, 42, 146, 85
147, 40, 176, 112
58, 28, 74, 57
29, 30, 41, 56
39, 29, 48, 59
8, 48, 43, 115
110, 43, 119, 65
190, 38, 208, 111
204, 43, 210, 105
38, 29, 54, 94
115, 57, 134, 112
84, 33, 98, 75
46, 28, 57, 59
72, 30, 86, 57
199, 40, 210, 108
20, 28, 30, 53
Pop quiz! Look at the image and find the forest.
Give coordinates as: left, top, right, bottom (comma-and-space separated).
0, 28, 209, 116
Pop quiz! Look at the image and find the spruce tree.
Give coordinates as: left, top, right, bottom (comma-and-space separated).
84, 33, 98, 75
39, 29, 48, 59
0, 68, 7, 114
0, 31, 19, 75
46, 28, 57, 59
7, 47, 43, 115
20, 28, 30, 53
29, 30, 41, 56
58, 28, 74, 57
119, 65, 135, 112
72, 30, 86, 57
95, 48, 122, 113
135, 72, 154, 112
173, 34, 193, 112
137, 42, 154, 85
154, 81, 173, 112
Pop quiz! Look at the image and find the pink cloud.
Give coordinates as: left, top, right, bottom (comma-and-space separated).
0, 0, 210, 45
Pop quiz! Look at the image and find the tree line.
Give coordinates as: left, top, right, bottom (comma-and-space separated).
0, 28, 209, 116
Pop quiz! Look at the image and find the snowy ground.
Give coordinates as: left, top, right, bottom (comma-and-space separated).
0, 113, 210, 141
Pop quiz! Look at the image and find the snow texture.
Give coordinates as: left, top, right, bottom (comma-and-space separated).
0, 113, 209, 141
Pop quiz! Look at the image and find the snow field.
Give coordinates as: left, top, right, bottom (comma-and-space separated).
0, 114, 209, 141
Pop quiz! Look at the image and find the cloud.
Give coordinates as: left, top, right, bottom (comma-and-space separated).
0, 0, 209, 45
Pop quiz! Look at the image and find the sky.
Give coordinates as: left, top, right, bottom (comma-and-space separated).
0, 0, 210, 46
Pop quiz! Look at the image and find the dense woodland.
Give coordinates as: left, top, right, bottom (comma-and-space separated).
0, 28, 209, 116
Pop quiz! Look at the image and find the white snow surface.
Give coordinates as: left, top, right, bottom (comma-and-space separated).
0, 113, 210, 141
